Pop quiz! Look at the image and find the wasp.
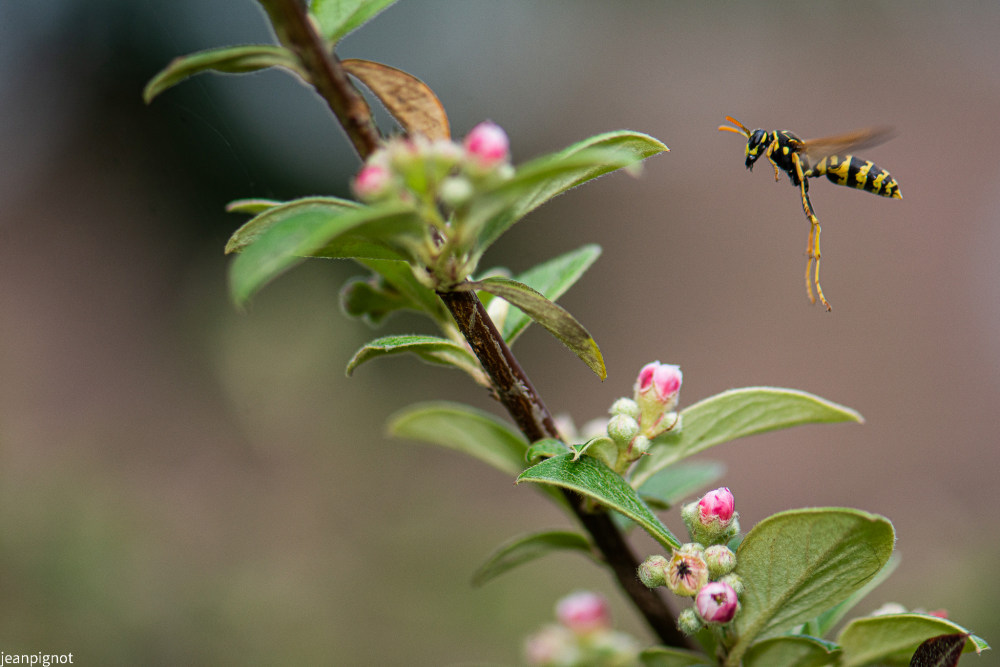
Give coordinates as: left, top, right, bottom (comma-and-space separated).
718, 116, 901, 311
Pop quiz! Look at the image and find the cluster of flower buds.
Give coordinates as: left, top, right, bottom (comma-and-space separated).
602, 362, 684, 473
524, 591, 639, 666
639, 488, 744, 633
351, 121, 513, 209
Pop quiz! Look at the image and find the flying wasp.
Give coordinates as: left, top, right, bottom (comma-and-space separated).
718, 116, 901, 311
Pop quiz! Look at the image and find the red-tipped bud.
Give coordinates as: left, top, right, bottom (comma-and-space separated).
704, 544, 737, 578
695, 581, 739, 624
633, 361, 683, 438
352, 163, 393, 201
463, 121, 510, 167
556, 591, 612, 635
665, 548, 709, 597
699, 487, 735, 524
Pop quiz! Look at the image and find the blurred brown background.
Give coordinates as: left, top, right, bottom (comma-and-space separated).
2, 1, 998, 664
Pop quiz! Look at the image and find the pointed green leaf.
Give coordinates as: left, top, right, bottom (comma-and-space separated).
638, 646, 713, 666
471, 530, 595, 587
226, 196, 361, 253
346, 335, 482, 379
310, 0, 398, 43
525, 438, 570, 463
340, 276, 413, 326
517, 453, 680, 550
838, 614, 988, 667
631, 388, 863, 489
466, 131, 667, 262
496, 244, 602, 344
356, 258, 451, 326
742, 635, 841, 667
636, 460, 727, 509
144, 45, 303, 103
226, 198, 285, 215
468, 277, 605, 379
724, 508, 895, 666
388, 401, 527, 476
227, 200, 427, 306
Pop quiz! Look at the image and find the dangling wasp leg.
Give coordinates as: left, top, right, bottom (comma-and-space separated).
792, 153, 831, 311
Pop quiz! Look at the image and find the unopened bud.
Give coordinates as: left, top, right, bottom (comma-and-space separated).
524, 625, 578, 666
682, 487, 739, 546
352, 163, 393, 201
607, 414, 640, 447
718, 573, 744, 598
463, 121, 510, 168
555, 591, 612, 635
704, 544, 737, 578
677, 608, 703, 636
610, 397, 640, 420
438, 176, 474, 208
638, 554, 669, 589
633, 361, 683, 438
695, 581, 739, 624
628, 434, 651, 458
665, 548, 709, 597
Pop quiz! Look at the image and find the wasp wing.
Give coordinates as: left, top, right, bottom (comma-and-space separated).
801, 126, 896, 161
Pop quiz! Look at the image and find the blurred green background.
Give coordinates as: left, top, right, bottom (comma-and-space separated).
2, 1, 999, 664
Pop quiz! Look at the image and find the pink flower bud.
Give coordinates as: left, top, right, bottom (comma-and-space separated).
463, 121, 509, 167
699, 487, 735, 524
695, 581, 739, 624
636, 361, 683, 403
352, 163, 392, 201
665, 549, 709, 597
555, 591, 612, 635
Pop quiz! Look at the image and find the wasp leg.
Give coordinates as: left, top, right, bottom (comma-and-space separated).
792, 154, 831, 311
764, 140, 782, 182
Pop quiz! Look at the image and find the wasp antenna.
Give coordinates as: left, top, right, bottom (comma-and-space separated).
719, 116, 751, 138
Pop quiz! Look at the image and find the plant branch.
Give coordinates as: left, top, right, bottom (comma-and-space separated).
257, 0, 693, 650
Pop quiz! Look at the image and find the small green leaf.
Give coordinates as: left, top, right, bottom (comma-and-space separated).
388, 401, 527, 476
144, 45, 303, 103
310, 0, 398, 43
227, 201, 426, 306
742, 635, 841, 667
356, 258, 452, 327
724, 508, 895, 666
225, 196, 361, 254
517, 454, 680, 550
631, 387, 863, 489
226, 198, 285, 215
838, 614, 988, 667
471, 530, 595, 587
465, 131, 667, 262
571, 436, 618, 471
638, 646, 713, 667
468, 277, 605, 379
636, 460, 727, 509
340, 276, 413, 326
525, 438, 570, 463
345, 335, 482, 379
498, 244, 602, 344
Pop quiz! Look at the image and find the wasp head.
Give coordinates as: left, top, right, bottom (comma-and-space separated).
744, 129, 768, 171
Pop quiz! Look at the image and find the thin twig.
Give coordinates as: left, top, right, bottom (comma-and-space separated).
257, 0, 693, 649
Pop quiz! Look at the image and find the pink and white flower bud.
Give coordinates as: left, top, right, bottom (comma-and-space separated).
555, 591, 612, 635
463, 121, 510, 167
352, 163, 393, 201
695, 581, 739, 624
524, 625, 578, 666
633, 361, 683, 438
699, 487, 735, 524
638, 554, 669, 589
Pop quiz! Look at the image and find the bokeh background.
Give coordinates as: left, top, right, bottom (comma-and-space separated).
2, 1, 999, 664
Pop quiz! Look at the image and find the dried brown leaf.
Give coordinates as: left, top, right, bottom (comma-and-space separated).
342, 58, 450, 140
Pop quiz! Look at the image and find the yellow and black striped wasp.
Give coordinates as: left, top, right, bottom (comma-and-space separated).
718, 116, 901, 311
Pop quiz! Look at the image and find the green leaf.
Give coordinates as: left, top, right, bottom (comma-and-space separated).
742, 635, 841, 667
226, 198, 285, 215
340, 276, 413, 326
724, 508, 895, 666
636, 460, 727, 509
387, 401, 527, 476
345, 335, 482, 379
468, 277, 605, 380
143, 45, 303, 103
310, 0, 398, 43
466, 131, 668, 262
226, 196, 361, 253
525, 438, 570, 463
838, 614, 988, 667
809, 554, 899, 638
631, 388, 864, 489
227, 200, 427, 306
471, 530, 594, 587
638, 646, 713, 667
496, 244, 602, 344
517, 454, 680, 550
356, 258, 451, 326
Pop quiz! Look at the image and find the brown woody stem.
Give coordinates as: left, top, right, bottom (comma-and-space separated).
258, 0, 692, 649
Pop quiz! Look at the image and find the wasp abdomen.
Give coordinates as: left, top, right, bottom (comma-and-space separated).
807, 155, 901, 199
